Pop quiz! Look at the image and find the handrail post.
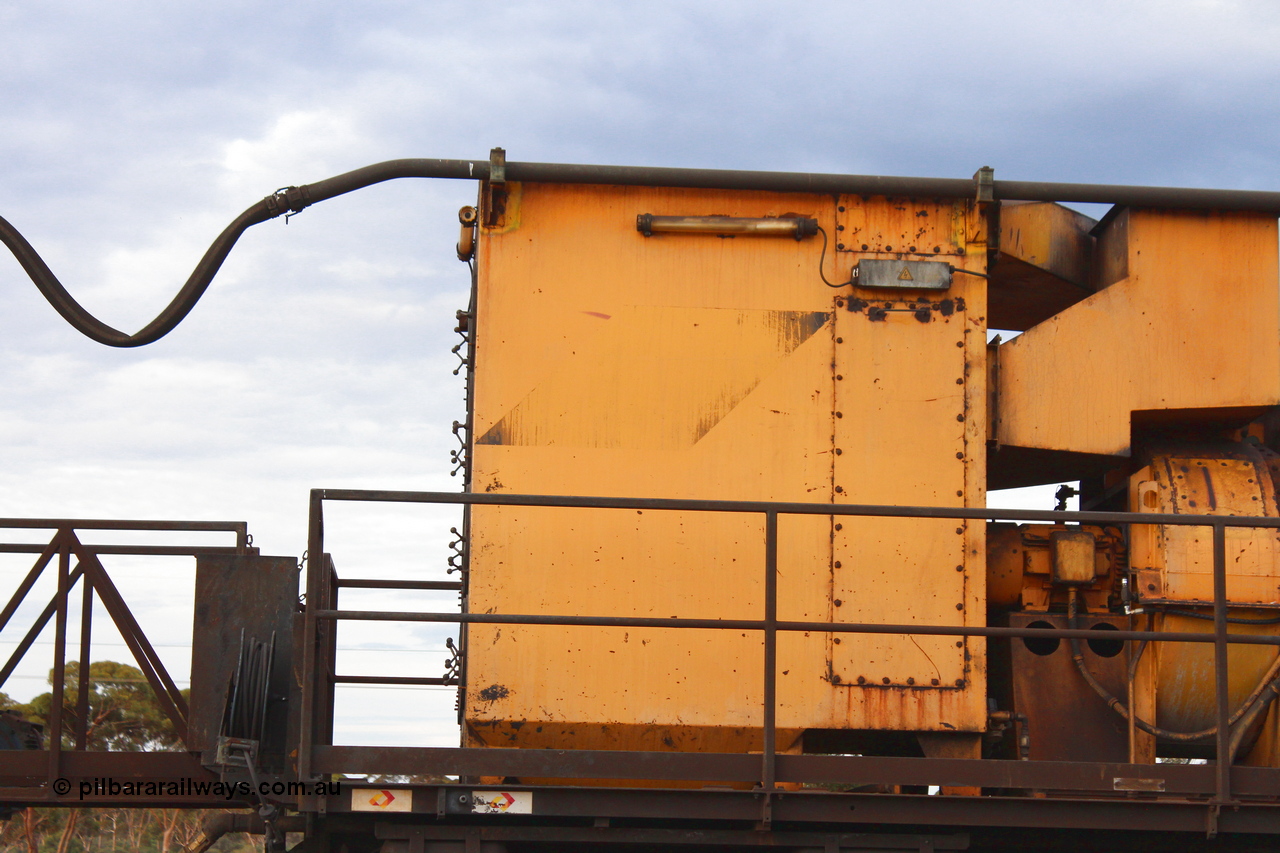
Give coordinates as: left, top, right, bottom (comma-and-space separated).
48, 532, 69, 782
761, 510, 778, 801
1212, 521, 1231, 803
74, 572, 93, 750
299, 490, 325, 787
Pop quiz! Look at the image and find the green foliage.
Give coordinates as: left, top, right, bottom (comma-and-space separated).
23, 661, 184, 752
0, 663, 217, 853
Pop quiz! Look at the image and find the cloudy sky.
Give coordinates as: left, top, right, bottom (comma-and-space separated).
2, 1, 1279, 745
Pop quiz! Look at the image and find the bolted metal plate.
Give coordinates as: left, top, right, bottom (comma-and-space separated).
852, 259, 952, 290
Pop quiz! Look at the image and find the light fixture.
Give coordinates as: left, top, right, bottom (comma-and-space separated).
637, 214, 818, 239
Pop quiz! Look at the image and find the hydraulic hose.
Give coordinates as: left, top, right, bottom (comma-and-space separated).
7, 153, 1280, 347
1067, 589, 1280, 748
1, 205, 269, 347
0, 158, 483, 347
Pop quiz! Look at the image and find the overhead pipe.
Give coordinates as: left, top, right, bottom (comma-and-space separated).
5, 150, 1280, 348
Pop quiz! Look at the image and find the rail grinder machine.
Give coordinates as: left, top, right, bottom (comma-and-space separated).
7, 153, 1280, 852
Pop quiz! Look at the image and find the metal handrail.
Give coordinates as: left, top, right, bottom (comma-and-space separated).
302, 488, 1280, 805
0, 519, 251, 779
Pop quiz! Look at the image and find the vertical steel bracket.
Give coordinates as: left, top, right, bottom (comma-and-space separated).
973, 166, 994, 204
484, 147, 508, 228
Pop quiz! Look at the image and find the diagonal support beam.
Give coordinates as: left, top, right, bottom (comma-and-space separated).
69, 535, 188, 742
0, 561, 84, 691
0, 533, 61, 633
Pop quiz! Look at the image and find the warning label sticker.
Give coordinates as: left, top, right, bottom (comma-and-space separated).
351, 788, 413, 812
471, 791, 533, 814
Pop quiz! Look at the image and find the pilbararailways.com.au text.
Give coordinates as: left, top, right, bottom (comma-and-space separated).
57, 777, 342, 800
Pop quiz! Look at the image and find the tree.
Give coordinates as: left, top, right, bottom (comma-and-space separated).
24, 661, 183, 752
2, 662, 192, 853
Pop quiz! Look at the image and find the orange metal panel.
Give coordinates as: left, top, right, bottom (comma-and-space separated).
835, 198, 965, 257
830, 306, 967, 693
466, 183, 989, 751
997, 210, 1280, 457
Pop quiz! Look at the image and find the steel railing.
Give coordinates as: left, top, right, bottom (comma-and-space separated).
300, 489, 1280, 809
0, 519, 250, 798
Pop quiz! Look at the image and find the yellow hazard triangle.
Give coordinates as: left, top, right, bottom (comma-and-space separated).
897, 265, 914, 281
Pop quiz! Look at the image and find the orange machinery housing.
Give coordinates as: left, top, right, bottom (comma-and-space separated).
457, 175, 1280, 768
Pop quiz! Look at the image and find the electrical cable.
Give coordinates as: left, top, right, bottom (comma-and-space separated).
811, 229, 988, 289
813, 226, 853, 288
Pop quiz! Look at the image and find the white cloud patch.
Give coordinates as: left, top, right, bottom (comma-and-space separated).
220, 110, 377, 200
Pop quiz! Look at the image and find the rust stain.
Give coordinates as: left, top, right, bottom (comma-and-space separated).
1201, 465, 1218, 510
478, 684, 510, 702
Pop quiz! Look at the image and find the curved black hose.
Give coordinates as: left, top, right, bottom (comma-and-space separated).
15, 154, 1280, 346
1067, 589, 1280, 744
1, 158, 485, 347
1, 204, 271, 347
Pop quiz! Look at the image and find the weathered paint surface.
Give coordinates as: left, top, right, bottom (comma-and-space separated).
1125, 448, 1280, 757
830, 302, 967, 692
465, 183, 988, 753
997, 210, 1280, 457
1131, 449, 1280, 606
1153, 613, 1279, 735
476, 308, 830, 449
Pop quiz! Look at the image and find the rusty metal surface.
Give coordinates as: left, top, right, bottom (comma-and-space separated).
1133, 447, 1280, 606
374, 823, 970, 852
988, 201, 1096, 331
997, 210, 1280, 460
0, 519, 252, 808
829, 253, 982, 713
835, 197, 965, 255
189, 554, 298, 767
1007, 611, 1130, 762
310, 743, 1280, 797
321, 783, 1280, 842
465, 183, 990, 749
